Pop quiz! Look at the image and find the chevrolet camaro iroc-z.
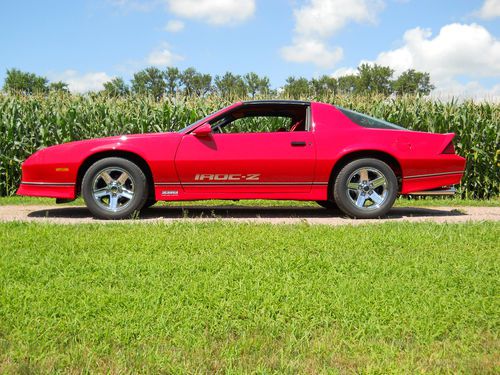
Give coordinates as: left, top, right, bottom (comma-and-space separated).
18, 100, 466, 219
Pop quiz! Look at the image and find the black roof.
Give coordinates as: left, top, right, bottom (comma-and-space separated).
242, 100, 310, 106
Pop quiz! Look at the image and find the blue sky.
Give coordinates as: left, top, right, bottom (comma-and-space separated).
1, 0, 499, 99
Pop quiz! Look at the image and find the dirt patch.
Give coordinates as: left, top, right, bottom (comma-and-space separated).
0, 205, 498, 225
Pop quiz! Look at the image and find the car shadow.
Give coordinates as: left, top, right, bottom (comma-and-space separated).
27, 205, 466, 220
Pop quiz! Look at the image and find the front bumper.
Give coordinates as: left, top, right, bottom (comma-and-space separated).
17, 182, 76, 199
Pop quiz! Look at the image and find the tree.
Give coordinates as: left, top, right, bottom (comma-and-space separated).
131, 67, 166, 100
337, 75, 359, 94
179, 68, 212, 96
214, 72, 247, 98
243, 72, 271, 98
165, 67, 181, 96
3, 68, 48, 94
102, 77, 129, 97
393, 69, 434, 95
356, 63, 394, 95
310, 75, 337, 97
192, 73, 212, 96
49, 81, 69, 93
283, 76, 311, 99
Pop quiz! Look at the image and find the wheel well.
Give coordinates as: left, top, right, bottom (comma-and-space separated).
327, 151, 402, 199
76, 151, 155, 200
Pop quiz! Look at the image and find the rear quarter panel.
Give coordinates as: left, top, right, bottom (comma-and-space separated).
311, 103, 465, 193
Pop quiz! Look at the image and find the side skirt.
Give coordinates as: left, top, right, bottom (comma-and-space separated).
153, 184, 328, 201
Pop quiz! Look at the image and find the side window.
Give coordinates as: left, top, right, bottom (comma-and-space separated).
208, 105, 309, 134
219, 116, 292, 134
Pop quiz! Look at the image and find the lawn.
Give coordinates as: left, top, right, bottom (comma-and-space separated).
0, 221, 498, 373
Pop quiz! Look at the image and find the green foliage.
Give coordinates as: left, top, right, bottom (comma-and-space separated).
356, 63, 394, 95
3, 64, 435, 99
48, 81, 69, 93
393, 69, 435, 95
180, 67, 212, 96
3, 68, 49, 94
337, 74, 359, 95
0, 221, 498, 373
218, 116, 290, 133
283, 76, 311, 99
243, 72, 271, 98
214, 72, 248, 99
131, 67, 166, 100
102, 77, 129, 97
164, 67, 181, 96
311, 75, 337, 97
283, 65, 435, 98
0, 93, 497, 198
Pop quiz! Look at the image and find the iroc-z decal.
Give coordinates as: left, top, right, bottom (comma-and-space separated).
194, 173, 261, 181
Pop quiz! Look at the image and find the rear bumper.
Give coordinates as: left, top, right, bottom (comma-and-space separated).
17, 182, 76, 199
401, 171, 464, 194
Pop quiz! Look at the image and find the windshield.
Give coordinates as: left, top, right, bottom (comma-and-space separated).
337, 106, 406, 130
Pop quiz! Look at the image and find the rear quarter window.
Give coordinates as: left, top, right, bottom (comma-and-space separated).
338, 107, 406, 130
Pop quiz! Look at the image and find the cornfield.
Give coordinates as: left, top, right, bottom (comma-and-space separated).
0, 93, 498, 198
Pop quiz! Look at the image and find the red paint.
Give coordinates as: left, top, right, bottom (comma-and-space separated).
17, 101, 466, 201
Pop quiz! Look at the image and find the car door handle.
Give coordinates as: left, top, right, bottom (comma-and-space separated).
291, 141, 306, 147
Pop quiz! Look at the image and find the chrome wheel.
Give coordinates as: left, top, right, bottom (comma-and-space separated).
346, 167, 388, 211
92, 167, 135, 212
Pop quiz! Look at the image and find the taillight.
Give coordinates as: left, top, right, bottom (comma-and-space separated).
442, 141, 455, 154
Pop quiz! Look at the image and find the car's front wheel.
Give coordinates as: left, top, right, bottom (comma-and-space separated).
82, 157, 148, 219
333, 158, 397, 219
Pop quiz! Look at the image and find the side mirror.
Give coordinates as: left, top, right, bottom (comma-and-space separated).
193, 122, 212, 137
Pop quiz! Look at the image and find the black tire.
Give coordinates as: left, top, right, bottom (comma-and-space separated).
333, 158, 397, 219
82, 157, 148, 219
142, 199, 157, 209
316, 200, 338, 210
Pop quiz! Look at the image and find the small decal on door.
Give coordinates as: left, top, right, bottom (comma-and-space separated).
161, 190, 179, 195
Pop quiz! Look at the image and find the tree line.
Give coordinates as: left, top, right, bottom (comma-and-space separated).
3, 64, 434, 99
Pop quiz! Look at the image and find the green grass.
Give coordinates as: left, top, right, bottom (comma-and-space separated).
0, 195, 498, 207
1, 221, 499, 373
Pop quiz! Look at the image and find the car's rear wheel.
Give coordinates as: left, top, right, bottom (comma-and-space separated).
333, 158, 397, 219
316, 200, 337, 210
82, 157, 148, 219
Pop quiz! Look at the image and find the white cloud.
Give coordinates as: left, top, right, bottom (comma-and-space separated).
110, 0, 255, 25
331, 67, 358, 78
166, 0, 255, 25
475, 0, 500, 19
164, 19, 184, 32
48, 70, 112, 93
294, 0, 384, 38
146, 43, 184, 66
281, 0, 385, 69
371, 23, 500, 82
281, 39, 343, 68
332, 23, 500, 101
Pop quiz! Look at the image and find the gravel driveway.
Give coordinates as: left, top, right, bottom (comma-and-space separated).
0, 205, 498, 225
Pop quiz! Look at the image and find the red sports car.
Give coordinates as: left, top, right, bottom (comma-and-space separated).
17, 100, 466, 219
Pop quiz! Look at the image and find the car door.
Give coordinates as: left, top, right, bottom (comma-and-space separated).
174, 125, 316, 195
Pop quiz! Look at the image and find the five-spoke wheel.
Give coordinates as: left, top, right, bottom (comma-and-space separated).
92, 167, 135, 212
82, 157, 148, 219
346, 167, 388, 211
333, 158, 397, 218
